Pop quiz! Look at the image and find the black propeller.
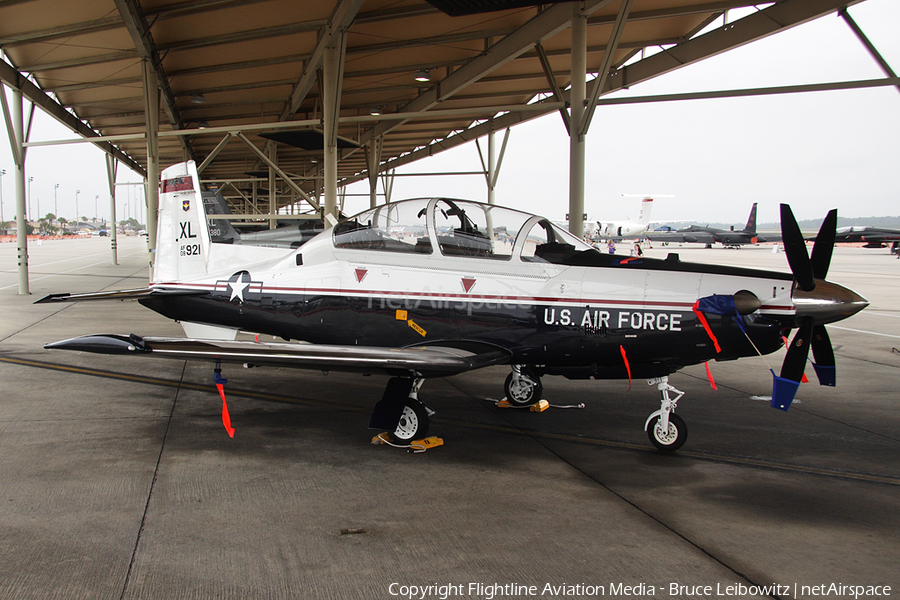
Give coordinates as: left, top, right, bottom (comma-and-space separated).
774, 205, 841, 408
810, 209, 837, 280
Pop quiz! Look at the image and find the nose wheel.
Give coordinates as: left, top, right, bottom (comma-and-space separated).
644, 377, 688, 451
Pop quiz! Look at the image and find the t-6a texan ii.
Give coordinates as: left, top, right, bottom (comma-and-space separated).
40, 161, 867, 451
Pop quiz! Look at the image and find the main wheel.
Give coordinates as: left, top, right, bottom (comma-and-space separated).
504, 371, 543, 406
647, 413, 687, 451
393, 401, 429, 442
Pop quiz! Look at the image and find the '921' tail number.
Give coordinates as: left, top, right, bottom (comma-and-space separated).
180, 243, 201, 257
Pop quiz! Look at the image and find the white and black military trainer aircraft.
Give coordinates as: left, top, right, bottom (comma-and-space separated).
40, 161, 867, 451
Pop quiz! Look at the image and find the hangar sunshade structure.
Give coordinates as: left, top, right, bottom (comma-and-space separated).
1, 0, 895, 293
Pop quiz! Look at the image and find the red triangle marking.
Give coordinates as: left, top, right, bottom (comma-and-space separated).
461, 277, 476, 293
355, 268, 368, 283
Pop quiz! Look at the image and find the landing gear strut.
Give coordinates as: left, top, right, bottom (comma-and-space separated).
644, 377, 688, 451
504, 365, 543, 406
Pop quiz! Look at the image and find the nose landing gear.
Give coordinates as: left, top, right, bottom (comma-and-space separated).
644, 377, 687, 451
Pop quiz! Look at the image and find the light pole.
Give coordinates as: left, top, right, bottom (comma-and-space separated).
75, 189, 80, 225
54, 183, 59, 228
94, 195, 99, 224
28, 176, 33, 220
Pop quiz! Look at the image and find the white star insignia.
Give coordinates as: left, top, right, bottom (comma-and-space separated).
229, 279, 250, 303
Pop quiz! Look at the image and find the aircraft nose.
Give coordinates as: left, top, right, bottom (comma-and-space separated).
792, 279, 868, 325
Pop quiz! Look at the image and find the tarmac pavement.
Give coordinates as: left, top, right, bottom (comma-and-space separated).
1, 236, 897, 599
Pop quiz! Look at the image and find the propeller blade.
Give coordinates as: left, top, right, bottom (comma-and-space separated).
810, 209, 837, 280
811, 324, 836, 386
780, 317, 814, 383
780, 204, 815, 292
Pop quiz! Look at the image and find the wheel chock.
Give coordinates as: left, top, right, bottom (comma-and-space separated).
497, 398, 514, 407
529, 399, 550, 412
371, 433, 444, 453
411, 436, 443, 451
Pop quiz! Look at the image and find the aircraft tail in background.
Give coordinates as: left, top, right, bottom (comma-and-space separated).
743, 202, 759, 234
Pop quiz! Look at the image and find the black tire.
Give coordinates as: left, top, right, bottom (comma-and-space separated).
647, 413, 688, 451
393, 401, 429, 442
504, 371, 543, 407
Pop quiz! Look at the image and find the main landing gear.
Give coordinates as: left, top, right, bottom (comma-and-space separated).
369, 377, 434, 442
644, 377, 688, 451
503, 367, 689, 452
504, 365, 543, 406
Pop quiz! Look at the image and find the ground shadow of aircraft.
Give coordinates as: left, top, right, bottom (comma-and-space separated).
39, 162, 866, 451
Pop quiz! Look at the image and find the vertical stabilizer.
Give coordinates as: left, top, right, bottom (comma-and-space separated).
743, 203, 758, 234
638, 198, 654, 225
153, 161, 211, 283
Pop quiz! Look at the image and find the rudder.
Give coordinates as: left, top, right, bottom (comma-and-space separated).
153, 161, 212, 283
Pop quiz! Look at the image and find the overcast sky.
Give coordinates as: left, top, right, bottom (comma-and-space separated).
1, 0, 898, 228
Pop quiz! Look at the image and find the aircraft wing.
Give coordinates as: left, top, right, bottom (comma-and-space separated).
44, 334, 511, 378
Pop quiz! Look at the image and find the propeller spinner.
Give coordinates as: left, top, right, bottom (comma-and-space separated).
773, 205, 867, 409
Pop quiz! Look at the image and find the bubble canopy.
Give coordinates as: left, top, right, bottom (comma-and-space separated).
332, 198, 592, 262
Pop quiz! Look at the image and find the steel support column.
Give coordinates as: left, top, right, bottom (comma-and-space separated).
268, 141, 277, 229
10, 87, 28, 294
142, 59, 159, 268
322, 33, 346, 221
568, 6, 587, 239
106, 155, 118, 265
366, 135, 383, 208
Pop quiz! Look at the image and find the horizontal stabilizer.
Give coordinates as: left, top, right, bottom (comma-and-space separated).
34, 288, 205, 304
44, 334, 511, 378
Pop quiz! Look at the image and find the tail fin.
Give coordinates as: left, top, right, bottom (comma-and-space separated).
201, 188, 240, 244
743, 203, 758, 234
638, 198, 653, 225
153, 161, 212, 283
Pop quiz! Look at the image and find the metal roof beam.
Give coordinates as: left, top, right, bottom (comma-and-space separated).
114, 0, 195, 162
0, 60, 145, 175
602, 0, 867, 96
839, 7, 899, 95
280, 0, 365, 121
360, 0, 614, 146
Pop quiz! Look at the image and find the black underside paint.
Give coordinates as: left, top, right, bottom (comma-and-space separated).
139, 285, 785, 380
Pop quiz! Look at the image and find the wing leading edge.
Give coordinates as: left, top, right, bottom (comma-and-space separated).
44, 334, 510, 378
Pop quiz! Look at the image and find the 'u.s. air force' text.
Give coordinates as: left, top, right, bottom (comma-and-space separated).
544, 308, 683, 331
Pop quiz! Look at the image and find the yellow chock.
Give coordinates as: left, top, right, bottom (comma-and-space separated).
411, 436, 443, 450
529, 399, 550, 413
497, 398, 513, 407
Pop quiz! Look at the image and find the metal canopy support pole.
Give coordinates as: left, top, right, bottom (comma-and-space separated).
381, 169, 395, 205
476, 127, 510, 206
268, 141, 277, 229
366, 135, 382, 208
839, 8, 899, 95
142, 59, 160, 270
568, 4, 587, 239
9, 86, 28, 294
106, 154, 118, 265
581, 0, 632, 136
322, 32, 346, 221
